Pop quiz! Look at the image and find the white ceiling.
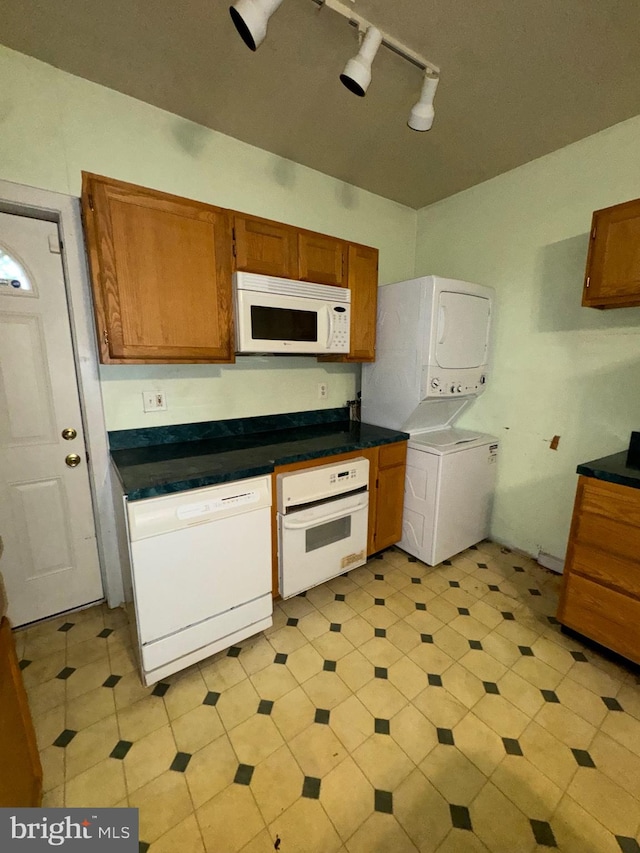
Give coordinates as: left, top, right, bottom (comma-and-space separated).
2, 0, 640, 208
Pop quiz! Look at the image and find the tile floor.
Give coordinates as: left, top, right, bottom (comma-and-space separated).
16, 541, 640, 853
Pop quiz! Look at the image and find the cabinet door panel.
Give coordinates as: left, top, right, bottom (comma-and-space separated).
84, 176, 233, 363
583, 198, 640, 307
345, 244, 378, 362
298, 233, 346, 287
234, 215, 297, 278
374, 463, 406, 552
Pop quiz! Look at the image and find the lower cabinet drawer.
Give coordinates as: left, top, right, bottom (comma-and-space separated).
570, 541, 640, 599
558, 573, 640, 664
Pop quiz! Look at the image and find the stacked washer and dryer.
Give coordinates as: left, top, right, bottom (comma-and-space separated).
362, 275, 498, 566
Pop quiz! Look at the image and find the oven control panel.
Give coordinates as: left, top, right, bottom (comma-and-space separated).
277, 457, 370, 513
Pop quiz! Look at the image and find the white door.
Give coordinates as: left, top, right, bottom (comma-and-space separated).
436, 292, 490, 368
0, 211, 103, 626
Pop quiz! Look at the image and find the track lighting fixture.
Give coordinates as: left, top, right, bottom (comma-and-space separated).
229, 0, 284, 51
340, 26, 382, 97
408, 73, 439, 132
229, 0, 441, 132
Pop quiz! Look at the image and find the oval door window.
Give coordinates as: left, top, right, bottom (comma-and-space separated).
0, 245, 33, 293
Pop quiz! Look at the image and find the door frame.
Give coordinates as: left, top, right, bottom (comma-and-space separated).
0, 178, 123, 610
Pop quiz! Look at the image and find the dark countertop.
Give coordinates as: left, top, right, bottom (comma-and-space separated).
112, 419, 409, 501
577, 450, 640, 490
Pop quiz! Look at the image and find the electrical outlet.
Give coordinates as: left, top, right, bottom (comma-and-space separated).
143, 390, 167, 412
317, 382, 328, 400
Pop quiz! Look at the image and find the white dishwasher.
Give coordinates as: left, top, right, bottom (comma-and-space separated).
126, 476, 273, 686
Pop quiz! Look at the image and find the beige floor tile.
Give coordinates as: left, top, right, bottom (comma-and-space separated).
130, 770, 193, 844
565, 661, 622, 697
329, 694, 375, 752
497, 670, 546, 717
441, 587, 478, 610
441, 663, 485, 709
567, 767, 640, 835
616, 681, 640, 722
26, 677, 66, 717
473, 694, 531, 739
162, 668, 208, 720
468, 600, 504, 630
447, 614, 492, 642
200, 654, 247, 691
185, 733, 238, 808
511, 656, 563, 690
480, 631, 521, 667
279, 596, 316, 620
360, 603, 400, 630
65, 615, 107, 648
65, 713, 120, 780
551, 794, 625, 853
40, 744, 65, 792
117, 694, 169, 742
388, 656, 427, 700
228, 713, 284, 765
421, 597, 461, 626
270, 624, 312, 655
430, 625, 471, 661
216, 679, 260, 730
113, 670, 152, 710
32, 703, 66, 750
352, 734, 414, 790
290, 722, 347, 777
530, 634, 576, 674
22, 649, 67, 689
495, 619, 540, 648
302, 670, 351, 709
535, 703, 597, 749
340, 614, 375, 647
250, 744, 304, 824
345, 811, 419, 853
199, 784, 265, 853
413, 686, 468, 728
319, 600, 357, 625
123, 723, 177, 793
394, 768, 450, 852
321, 756, 373, 840
385, 620, 421, 654
334, 649, 373, 692
42, 785, 65, 807
344, 587, 376, 614
385, 591, 417, 619
271, 686, 315, 740
238, 829, 276, 853
459, 649, 507, 683
171, 703, 225, 754
356, 678, 408, 719
151, 814, 205, 853
296, 611, 331, 642
452, 712, 505, 777
421, 574, 452, 596
349, 565, 377, 586
434, 828, 490, 852
554, 674, 609, 727
65, 658, 112, 700
419, 744, 487, 805
603, 701, 640, 750
518, 721, 578, 789
491, 755, 562, 819
360, 636, 404, 668
269, 797, 342, 853
407, 642, 455, 676
327, 575, 359, 596
470, 781, 536, 853
251, 663, 297, 701
306, 583, 336, 609
589, 730, 640, 799
24, 629, 67, 660
108, 644, 137, 677
65, 757, 126, 807
66, 684, 116, 732
239, 637, 277, 676
391, 704, 437, 764
362, 579, 398, 601
312, 631, 355, 662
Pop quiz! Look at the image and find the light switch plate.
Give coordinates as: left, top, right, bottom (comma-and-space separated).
143, 390, 167, 412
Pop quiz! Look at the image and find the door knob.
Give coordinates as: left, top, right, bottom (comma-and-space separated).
65, 453, 81, 468
62, 427, 77, 440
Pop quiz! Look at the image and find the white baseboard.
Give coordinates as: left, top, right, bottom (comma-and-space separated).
537, 551, 565, 574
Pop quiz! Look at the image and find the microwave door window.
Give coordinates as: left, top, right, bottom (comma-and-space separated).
305, 516, 351, 553
250, 305, 318, 342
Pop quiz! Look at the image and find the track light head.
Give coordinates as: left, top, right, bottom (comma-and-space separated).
229, 0, 284, 51
408, 73, 439, 131
340, 26, 382, 97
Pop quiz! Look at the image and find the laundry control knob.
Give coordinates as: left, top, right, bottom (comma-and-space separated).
450, 385, 456, 394
431, 378, 440, 388
480, 374, 486, 384
456, 384, 463, 393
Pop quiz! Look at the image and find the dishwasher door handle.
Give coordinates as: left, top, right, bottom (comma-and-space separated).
281, 497, 369, 530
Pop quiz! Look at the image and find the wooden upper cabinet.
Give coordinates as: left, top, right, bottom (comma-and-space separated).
583, 197, 640, 308
345, 243, 378, 362
82, 174, 234, 364
298, 232, 347, 287
233, 214, 297, 279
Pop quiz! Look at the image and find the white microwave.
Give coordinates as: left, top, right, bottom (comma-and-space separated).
233, 272, 351, 355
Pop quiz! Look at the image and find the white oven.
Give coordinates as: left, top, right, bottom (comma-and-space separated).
234, 271, 351, 355
277, 457, 369, 598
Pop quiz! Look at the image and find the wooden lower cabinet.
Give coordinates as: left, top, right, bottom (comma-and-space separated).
0, 617, 42, 806
270, 442, 407, 597
557, 475, 640, 664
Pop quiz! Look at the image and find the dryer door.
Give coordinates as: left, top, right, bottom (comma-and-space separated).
435, 292, 490, 368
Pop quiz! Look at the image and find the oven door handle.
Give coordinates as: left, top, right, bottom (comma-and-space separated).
281, 496, 369, 530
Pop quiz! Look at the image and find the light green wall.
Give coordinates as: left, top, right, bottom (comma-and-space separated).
416, 114, 640, 562
0, 46, 417, 430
